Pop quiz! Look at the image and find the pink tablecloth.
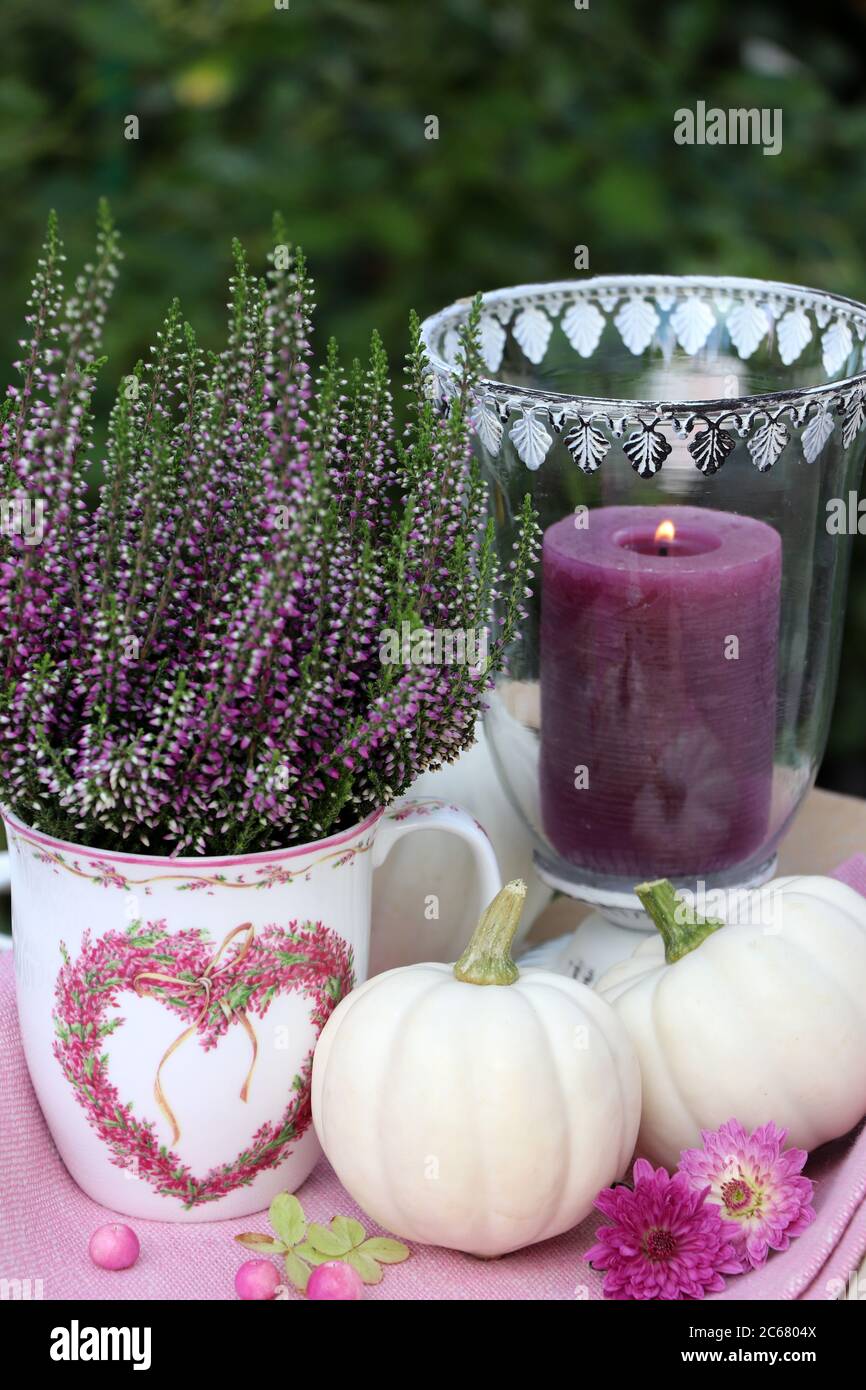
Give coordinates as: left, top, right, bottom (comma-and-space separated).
3, 860, 866, 1301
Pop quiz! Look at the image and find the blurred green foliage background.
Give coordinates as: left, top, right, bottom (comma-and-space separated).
1, 0, 865, 791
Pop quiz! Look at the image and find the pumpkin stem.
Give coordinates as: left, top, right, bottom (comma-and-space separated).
635, 878, 724, 964
453, 879, 525, 986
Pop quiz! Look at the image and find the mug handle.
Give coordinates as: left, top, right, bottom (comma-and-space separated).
372, 796, 501, 908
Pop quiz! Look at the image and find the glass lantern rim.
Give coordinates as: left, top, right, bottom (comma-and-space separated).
419, 273, 866, 417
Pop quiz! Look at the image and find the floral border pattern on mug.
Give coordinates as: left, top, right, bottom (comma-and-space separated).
385, 797, 489, 839
52, 917, 354, 1209
7, 830, 375, 895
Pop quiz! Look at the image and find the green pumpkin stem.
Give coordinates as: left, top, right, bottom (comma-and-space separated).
635, 878, 724, 964
453, 879, 526, 986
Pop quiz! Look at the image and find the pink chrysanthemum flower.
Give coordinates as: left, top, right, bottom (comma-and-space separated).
678, 1120, 816, 1271
586, 1158, 741, 1300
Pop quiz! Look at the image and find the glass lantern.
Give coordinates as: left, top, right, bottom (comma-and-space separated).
421, 276, 866, 937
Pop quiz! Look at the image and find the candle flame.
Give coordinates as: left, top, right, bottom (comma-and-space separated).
654, 519, 676, 545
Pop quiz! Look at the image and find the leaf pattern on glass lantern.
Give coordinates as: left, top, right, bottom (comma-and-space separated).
822, 319, 854, 377
614, 298, 660, 356
442, 328, 462, 366
509, 410, 552, 470
561, 301, 605, 358
727, 300, 770, 360
801, 405, 835, 463
688, 421, 737, 475
479, 314, 506, 372
424, 280, 866, 475
748, 419, 790, 472
512, 305, 553, 365
471, 399, 503, 456
841, 389, 866, 448
622, 424, 672, 478
777, 307, 813, 366
671, 297, 715, 355
564, 416, 610, 473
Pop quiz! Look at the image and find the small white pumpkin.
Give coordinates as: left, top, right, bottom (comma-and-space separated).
312, 880, 641, 1257
597, 875, 866, 1170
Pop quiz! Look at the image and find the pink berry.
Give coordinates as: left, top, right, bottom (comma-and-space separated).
235, 1259, 282, 1301
307, 1260, 364, 1301
88, 1223, 140, 1271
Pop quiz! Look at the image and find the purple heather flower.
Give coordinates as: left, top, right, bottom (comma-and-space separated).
678, 1119, 816, 1271
586, 1158, 742, 1300
0, 209, 540, 855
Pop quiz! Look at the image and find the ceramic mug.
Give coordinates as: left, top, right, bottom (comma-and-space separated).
6, 798, 499, 1221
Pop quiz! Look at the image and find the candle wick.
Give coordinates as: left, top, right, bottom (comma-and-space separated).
659, 544, 668, 557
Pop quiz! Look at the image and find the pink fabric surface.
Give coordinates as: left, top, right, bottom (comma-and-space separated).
2, 858, 866, 1302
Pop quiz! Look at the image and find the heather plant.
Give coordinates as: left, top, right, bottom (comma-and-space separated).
0, 205, 538, 856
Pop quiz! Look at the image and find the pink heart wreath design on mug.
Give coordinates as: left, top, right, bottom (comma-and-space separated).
52, 917, 354, 1209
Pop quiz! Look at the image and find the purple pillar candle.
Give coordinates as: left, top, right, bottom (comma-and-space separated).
540, 505, 782, 879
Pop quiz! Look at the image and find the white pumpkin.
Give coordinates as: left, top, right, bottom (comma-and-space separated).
312, 880, 641, 1257
597, 875, 866, 1169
